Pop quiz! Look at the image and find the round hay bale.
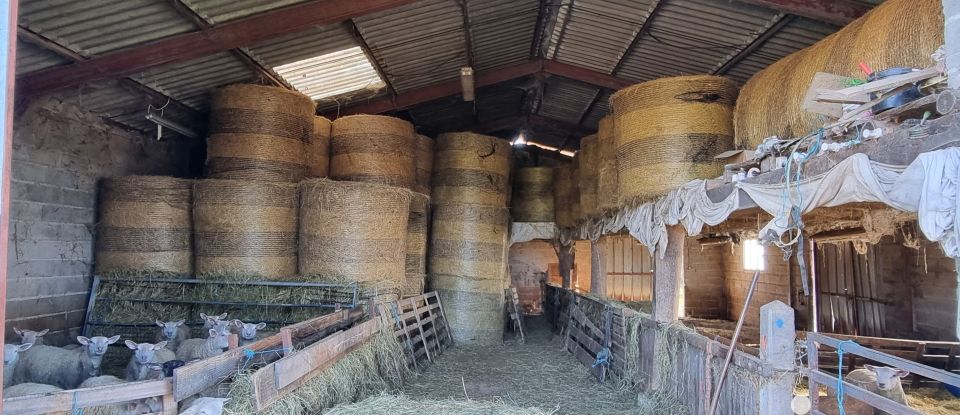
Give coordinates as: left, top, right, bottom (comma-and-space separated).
403, 274, 426, 298
414, 134, 434, 195
610, 75, 738, 202
193, 180, 298, 279
430, 273, 505, 345
330, 115, 417, 189
206, 84, 315, 182
512, 167, 554, 222
406, 193, 430, 277
432, 132, 512, 206
307, 116, 331, 178
735, 0, 944, 148
300, 179, 411, 298
578, 134, 600, 218
553, 165, 575, 228
597, 116, 620, 211
569, 156, 582, 221
96, 176, 193, 275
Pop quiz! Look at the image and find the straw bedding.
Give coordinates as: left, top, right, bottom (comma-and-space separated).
307, 116, 332, 178
299, 179, 411, 296
553, 164, 577, 228
405, 193, 430, 279
331, 115, 417, 189
735, 0, 944, 148
578, 134, 600, 218
206, 84, 315, 182
610, 75, 738, 202
432, 132, 512, 207
413, 134, 434, 195
193, 180, 299, 279
597, 116, 620, 212
96, 176, 193, 275
512, 167, 554, 223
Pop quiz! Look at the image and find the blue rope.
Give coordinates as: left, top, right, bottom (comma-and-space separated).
836, 340, 859, 415
240, 347, 289, 370
592, 347, 611, 368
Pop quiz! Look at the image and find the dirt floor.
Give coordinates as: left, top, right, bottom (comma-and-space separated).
399, 316, 639, 414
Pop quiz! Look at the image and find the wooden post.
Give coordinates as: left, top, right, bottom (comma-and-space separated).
280, 328, 293, 357
590, 237, 607, 298
558, 240, 575, 289
654, 225, 685, 323
759, 300, 796, 415
227, 334, 239, 350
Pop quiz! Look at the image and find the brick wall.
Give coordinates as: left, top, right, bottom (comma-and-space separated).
509, 240, 556, 314
723, 242, 795, 327
683, 237, 726, 318
6, 97, 192, 345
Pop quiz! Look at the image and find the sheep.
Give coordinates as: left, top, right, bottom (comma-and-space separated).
232, 320, 267, 347
77, 375, 157, 415
124, 341, 176, 381
13, 328, 48, 346
176, 328, 230, 362
178, 397, 230, 415
155, 319, 190, 351
3, 343, 32, 387
14, 335, 120, 389
3, 382, 62, 398
822, 364, 911, 415
200, 313, 228, 330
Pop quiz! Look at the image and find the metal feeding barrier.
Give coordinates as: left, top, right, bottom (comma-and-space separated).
82, 276, 359, 342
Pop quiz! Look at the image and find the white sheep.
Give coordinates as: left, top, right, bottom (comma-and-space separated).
77, 375, 158, 415
3, 343, 32, 387
178, 397, 230, 415
200, 313, 228, 330
13, 328, 48, 346
822, 364, 911, 415
3, 382, 62, 398
14, 335, 120, 389
124, 340, 176, 381
232, 320, 267, 347
155, 319, 190, 351
176, 328, 230, 361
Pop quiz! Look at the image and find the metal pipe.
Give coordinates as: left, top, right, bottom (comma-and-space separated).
708, 268, 762, 415
0, 0, 18, 407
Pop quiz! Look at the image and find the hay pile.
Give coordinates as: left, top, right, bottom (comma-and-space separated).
193, 180, 299, 279
326, 394, 551, 414
552, 164, 578, 228
432, 132, 512, 206
735, 0, 944, 148
299, 179, 411, 303
308, 116, 332, 177
206, 84, 315, 182
404, 193, 430, 298
413, 134, 434, 196
331, 115, 417, 190
511, 167, 554, 222
610, 75, 738, 202
578, 134, 600, 218
597, 116, 619, 212
95, 176, 193, 275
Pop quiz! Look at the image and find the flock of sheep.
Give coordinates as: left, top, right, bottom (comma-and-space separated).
2, 312, 269, 415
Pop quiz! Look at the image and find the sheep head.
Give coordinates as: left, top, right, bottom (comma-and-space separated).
208, 328, 231, 350
233, 320, 266, 340
864, 364, 910, 390
3, 343, 32, 365
14, 328, 48, 345
155, 319, 185, 339
201, 313, 228, 328
126, 340, 168, 365
78, 335, 121, 356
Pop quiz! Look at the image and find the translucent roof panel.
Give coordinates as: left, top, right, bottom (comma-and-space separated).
273, 46, 386, 101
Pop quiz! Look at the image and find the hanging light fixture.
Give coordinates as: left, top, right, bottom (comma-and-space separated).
460, 67, 475, 101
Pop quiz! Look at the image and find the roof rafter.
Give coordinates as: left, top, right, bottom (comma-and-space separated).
713, 14, 796, 75
736, 0, 870, 25
17, 0, 420, 96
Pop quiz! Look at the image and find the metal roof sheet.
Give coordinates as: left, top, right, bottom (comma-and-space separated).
131, 52, 256, 111
15, 39, 69, 75
723, 17, 839, 84
538, 77, 599, 122
469, 0, 539, 71
548, 0, 656, 73
181, 0, 312, 24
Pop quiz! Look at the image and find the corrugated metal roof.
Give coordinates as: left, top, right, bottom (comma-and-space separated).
615, 0, 781, 82
18, 0, 197, 57
131, 52, 256, 111
538, 77, 599, 122
547, 0, 656, 73
476, 79, 528, 124
354, 0, 468, 93
247, 24, 356, 67
15, 40, 69, 75
723, 17, 839, 84
181, 0, 312, 24
57, 80, 149, 121
581, 90, 610, 129
469, 0, 539, 71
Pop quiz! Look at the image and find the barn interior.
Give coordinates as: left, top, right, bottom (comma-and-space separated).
1, 0, 960, 414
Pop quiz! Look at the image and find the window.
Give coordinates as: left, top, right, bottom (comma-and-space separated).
273, 46, 385, 100
743, 239, 765, 271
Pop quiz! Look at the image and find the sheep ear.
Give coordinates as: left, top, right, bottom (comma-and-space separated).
156, 319, 165, 327
154, 341, 168, 350
125, 340, 138, 350
77, 336, 91, 346
175, 320, 185, 326
255, 322, 267, 330
896, 369, 910, 378
36, 329, 48, 336
106, 335, 121, 344
233, 319, 243, 327
863, 364, 876, 372
13, 327, 22, 335
218, 313, 227, 319
200, 313, 209, 320
17, 343, 32, 352
209, 329, 218, 338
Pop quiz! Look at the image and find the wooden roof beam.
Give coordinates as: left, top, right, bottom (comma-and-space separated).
736, 0, 871, 26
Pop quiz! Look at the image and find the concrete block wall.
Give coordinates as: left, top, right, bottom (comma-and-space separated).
683, 237, 726, 318
723, 242, 794, 327
6, 97, 192, 346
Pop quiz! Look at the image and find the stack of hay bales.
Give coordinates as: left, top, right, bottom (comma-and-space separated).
413, 134, 434, 195
596, 116, 620, 212
610, 75, 738, 202
330, 115, 417, 190
578, 134, 600, 219
307, 116, 332, 177
553, 164, 577, 228
299, 180, 411, 303
735, 0, 943, 148
512, 167, 554, 222
404, 193, 430, 297
95, 176, 194, 275
429, 132, 512, 345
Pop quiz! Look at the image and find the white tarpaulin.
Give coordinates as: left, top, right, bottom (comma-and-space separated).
510, 222, 558, 245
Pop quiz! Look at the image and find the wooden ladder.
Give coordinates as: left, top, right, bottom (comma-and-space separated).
506, 287, 525, 344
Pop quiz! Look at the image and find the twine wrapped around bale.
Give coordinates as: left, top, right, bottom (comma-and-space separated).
206, 84, 315, 182
553, 165, 576, 228
193, 180, 298, 279
431, 273, 505, 345
578, 134, 600, 218
735, 0, 944, 148
512, 167, 555, 222
611, 75, 738, 202
597, 116, 620, 211
307, 116, 331, 178
402, 274, 426, 298
569, 156, 582, 221
413, 134, 434, 195
330, 115, 417, 189
432, 132, 512, 206
96, 176, 193, 275
405, 193, 430, 277
300, 179, 410, 302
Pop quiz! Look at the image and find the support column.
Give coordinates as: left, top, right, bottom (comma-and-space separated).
946, 0, 960, 89
557, 241, 574, 289
759, 301, 796, 415
590, 237, 607, 298
654, 225, 685, 323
